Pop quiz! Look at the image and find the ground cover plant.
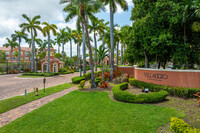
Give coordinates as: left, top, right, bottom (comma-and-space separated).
0, 91, 184, 133
0, 83, 74, 114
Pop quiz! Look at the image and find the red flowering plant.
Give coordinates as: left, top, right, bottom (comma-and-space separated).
99, 81, 109, 89
194, 92, 200, 104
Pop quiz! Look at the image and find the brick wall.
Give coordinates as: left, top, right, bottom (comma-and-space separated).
117, 66, 134, 76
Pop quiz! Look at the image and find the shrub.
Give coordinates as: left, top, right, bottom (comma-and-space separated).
170, 117, 200, 133
22, 73, 59, 77
129, 78, 200, 98
59, 68, 68, 73
89, 77, 102, 86
99, 81, 109, 88
78, 80, 85, 89
112, 83, 169, 103
83, 72, 91, 80
71, 76, 85, 84
9, 69, 19, 74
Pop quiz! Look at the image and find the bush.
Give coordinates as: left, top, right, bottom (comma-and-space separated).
89, 77, 102, 86
71, 76, 85, 84
129, 78, 200, 98
83, 72, 91, 80
112, 83, 169, 103
9, 69, 19, 74
59, 68, 68, 73
78, 80, 85, 89
22, 72, 59, 77
170, 117, 200, 133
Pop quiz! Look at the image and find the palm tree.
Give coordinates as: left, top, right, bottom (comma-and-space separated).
11, 31, 28, 72
88, 18, 105, 71
20, 14, 42, 72
95, 44, 109, 80
100, 0, 128, 80
72, 29, 82, 69
42, 22, 58, 73
60, 0, 103, 88
55, 36, 61, 53
66, 27, 73, 59
120, 25, 129, 65
3, 38, 18, 70
57, 28, 69, 61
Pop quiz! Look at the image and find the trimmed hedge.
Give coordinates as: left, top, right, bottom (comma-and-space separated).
71, 76, 86, 84
22, 72, 59, 77
83, 71, 102, 80
112, 83, 169, 103
170, 117, 200, 133
129, 78, 200, 98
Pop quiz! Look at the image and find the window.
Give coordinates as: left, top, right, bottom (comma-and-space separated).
21, 52, 23, 55
6, 57, 10, 60
12, 57, 16, 60
25, 52, 29, 56
6, 52, 10, 55
25, 57, 29, 60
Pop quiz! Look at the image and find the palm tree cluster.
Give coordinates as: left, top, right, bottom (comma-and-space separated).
3, 0, 129, 89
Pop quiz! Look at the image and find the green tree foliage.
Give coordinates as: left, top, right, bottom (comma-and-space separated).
0, 51, 6, 62
125, 0, 200, 69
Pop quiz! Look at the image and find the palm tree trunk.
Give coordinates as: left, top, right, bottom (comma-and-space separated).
77, 41, 79, 70
116, 42, 119, 65
58, 45, 60, 53
81, 6, 96, 88
110, 3, 114, 80
102, 36, 105, 64
102, 60, 104, 81
70, 40, 72, 59
123, 46, 125, 65
62, 41, 64, 61
18, 38, 21, 72
31, 31, 34, 72
94, 31, 97, 71
82, 23, 86, 74
11, 48, 13, 70
48, 34, 50, 73
121, 43, 123, 65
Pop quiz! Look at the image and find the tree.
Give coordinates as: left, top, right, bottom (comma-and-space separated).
20, 14, 42, 72
3, 38, 18, 69
0, 51, 6, 62
100, 0, 128, 80
57, 28, 69, 61
54, 53, 62, 59
66, 27, 73, 60
11, 30, 28, 72
88, 18, 105, 71
60, 0, 103, 88
55, 36, 61, 53
42, 22, 57, 73
95, 44, 109, 80
120, 25, 129, 65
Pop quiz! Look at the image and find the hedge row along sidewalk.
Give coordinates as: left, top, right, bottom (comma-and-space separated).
112, 83, 169, 103
0, 83, 74, 114
129, 78, 200, 98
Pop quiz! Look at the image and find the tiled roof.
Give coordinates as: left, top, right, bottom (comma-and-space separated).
0, 47, 31, 52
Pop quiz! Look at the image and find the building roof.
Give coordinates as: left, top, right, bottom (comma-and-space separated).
0, 46, 31, 52
40, 56, 64, 64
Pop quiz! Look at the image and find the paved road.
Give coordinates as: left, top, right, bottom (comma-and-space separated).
0, 72, 82, 100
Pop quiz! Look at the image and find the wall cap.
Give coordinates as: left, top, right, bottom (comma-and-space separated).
135, 68, 200, 72
118, 66, 134, 68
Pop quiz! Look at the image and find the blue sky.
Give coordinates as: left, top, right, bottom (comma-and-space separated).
0, 0, 134, 56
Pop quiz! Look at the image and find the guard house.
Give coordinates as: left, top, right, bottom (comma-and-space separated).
40, 48, 64, 73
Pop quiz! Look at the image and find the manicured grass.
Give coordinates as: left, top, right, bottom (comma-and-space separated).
0, 91, 184, 133
0, 83, 74, 114
17, 75, 44, 78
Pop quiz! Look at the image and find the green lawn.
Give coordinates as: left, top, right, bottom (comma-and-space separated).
0, 91, 184, 133
17, 75, 44, 78
0, 83, 74, 114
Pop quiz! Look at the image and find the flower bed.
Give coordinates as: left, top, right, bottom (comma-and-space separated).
129, 78, 200, 98
112, 83, 169, 103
